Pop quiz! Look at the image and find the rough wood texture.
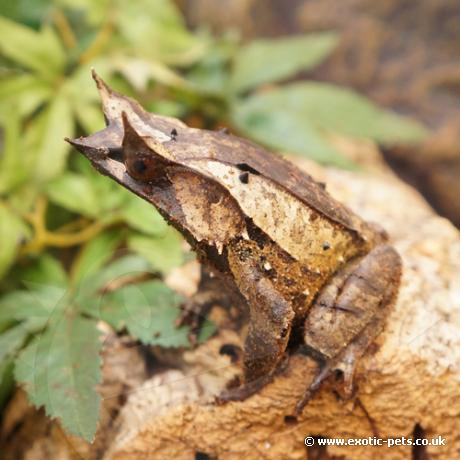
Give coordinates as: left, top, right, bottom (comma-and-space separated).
1, 147, 459, 459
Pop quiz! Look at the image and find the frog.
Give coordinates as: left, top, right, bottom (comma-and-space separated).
67, 71, 402, 415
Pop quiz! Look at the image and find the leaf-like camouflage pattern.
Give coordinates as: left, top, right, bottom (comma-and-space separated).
67, 71, 368, 237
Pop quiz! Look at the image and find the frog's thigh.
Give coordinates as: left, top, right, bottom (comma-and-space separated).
227, 248, 295, 383
295, 244, 401, 414
304, 244, 402, 361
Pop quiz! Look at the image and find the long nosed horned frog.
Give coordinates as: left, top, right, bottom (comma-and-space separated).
68, 71, 402, 414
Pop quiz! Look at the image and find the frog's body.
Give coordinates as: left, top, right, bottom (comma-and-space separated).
68, 72, 402, 413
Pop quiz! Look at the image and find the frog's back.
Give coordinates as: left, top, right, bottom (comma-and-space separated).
170, 128, 366, 236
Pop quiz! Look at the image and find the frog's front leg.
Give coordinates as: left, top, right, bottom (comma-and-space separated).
175, 267, 244, 344
218, 240, 295, 402
296, 244, 402, 414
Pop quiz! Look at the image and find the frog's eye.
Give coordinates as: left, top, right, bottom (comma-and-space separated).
125, 154, 159, 182
121, 111, 164, 182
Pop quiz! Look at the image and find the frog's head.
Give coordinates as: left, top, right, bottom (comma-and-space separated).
67, 71, 247, 252
67, 70, 191, 178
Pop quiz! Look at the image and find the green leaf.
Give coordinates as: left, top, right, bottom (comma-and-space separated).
19, 254, 68, 288
102, 280, 190, 346
73, 101, 105, 133
237, 82, 428, 144
32, 91, 74, 181
230, 33, 338, 94
46, 172, 101, 217
232, 82, 429, 166
0, 18, 65, 77
15, 313, 101, 441
121, 196, 169, 236
128, 230, 185, 275
0, 74, 51, 117
0, 286, 66, 326
111, 56, 188, 91
78, 255, 152, 306
0, 323, 32, 365
117, 0, 207, 66
0, 106, 30, 193
70, 230, 123, 286
0, 204, 30, 278
231, 97, 355, 168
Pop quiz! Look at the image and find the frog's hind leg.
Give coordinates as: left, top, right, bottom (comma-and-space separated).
295, 244, 402, 415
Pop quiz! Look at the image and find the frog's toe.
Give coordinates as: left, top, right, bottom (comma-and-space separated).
216, 373, 275, 403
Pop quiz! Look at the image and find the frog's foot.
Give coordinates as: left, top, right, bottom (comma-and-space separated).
294, 342, 362, 415
217, 354, 289, 403
216, 373, 275, 403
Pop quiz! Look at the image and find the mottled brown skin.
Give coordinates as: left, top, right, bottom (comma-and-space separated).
67, 71, 402, 413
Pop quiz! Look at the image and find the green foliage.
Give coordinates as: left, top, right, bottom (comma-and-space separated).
231, 82, 428, 166
15, 314, 102, 441
0, 0, 428, 442
230, 33, 338, 93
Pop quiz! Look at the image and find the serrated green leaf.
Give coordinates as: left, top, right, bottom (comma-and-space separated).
102, 280, 190, 346
0, 322, 32, 364
230, 33, 338, 94
70, 230, 123, 286
0, 286, 66, 326
33, 92, 74, 180
46, 172, 101, 217
0, 204, 30, 278
77, 256, 153, 313
0, 18, 65, 77
127, 230, 184, 275
121, 196, 169, 236
231, 97, 355, 168
15, 313, 101, 441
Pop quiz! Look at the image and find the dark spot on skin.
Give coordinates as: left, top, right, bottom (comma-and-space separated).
133, 159, 147, 174
170, 128, 178, 140
219, 344, 241, 363
284, 415, 297, 425
318, 181, 327, 190
236, 163, 260, 175
218, 127, 229, 134
334, 369, 344, 381
322, 242, 331, 251
239, 172, 249, 184
280, 326, 289, 338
